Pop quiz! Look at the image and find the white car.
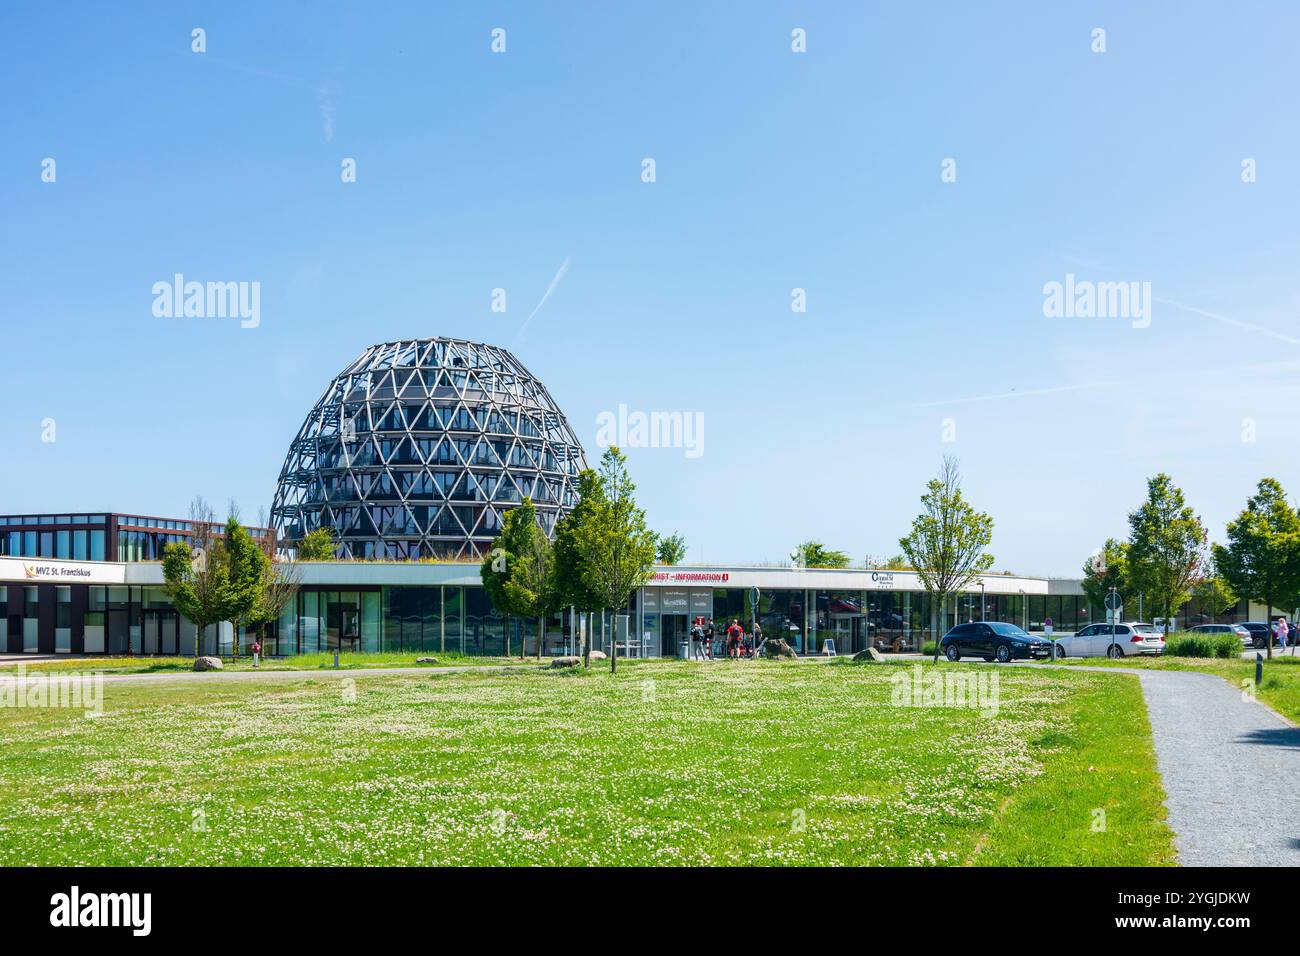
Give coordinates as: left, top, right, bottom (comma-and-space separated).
1051, 622, 1165, 658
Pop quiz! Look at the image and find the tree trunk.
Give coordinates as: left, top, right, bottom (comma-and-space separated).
609, 609, 617, 674
536, 615, 544, 660
582, 611, 590, 668
505, 614, 511, 658
1266, 603, 1274, 660
931, 593, 942, 663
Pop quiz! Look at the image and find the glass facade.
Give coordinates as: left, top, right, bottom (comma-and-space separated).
0, 514, 267, 563
269, 338, 588, 560
0, 569, 1129, 658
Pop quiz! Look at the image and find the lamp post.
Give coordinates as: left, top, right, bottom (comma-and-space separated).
978, 581, 986, 622
1107, 586, 1121, 657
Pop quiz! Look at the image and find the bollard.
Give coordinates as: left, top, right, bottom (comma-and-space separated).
334, 650, 340, 669
1256, 652, 1263, 686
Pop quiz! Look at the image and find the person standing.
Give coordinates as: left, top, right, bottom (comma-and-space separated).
703, 619, 715, 659
726, 619, 742, 659
689, 619, 704, 660
751, 621, 764, 658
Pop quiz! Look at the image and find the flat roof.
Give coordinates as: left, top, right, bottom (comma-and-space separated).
0, 556, 1085, 595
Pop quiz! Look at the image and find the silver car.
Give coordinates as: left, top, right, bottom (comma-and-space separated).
1188, 623, 1253, 647
1051, 622, 1165, 658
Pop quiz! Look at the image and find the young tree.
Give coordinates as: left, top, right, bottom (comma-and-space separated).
161, 497, 230, 657
866, 554, 911, 570
553, 469, 606, 664
792, 540, 851, 569
1213, 478, 1300, 659
1081, 538, 1130, 611
1191, 560, 1237, 626
248, 509, 301, 650
1126, 474, 1207, 637
481, 498, 559, 658
897, 457, 995, 663
220, 514, 270, 657
295, 527, 337, 561
575, 447, 657, 673
653, 532, 687, 565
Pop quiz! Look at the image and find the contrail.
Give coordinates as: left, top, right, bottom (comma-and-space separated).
1155, 297, 1300, 347
516, 257, 570, 339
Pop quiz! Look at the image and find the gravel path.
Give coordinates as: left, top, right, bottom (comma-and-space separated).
1133, 668, 1300, 866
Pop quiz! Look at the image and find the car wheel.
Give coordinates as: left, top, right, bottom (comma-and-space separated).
995, 644, 1011, 663
1254, 637, 1266, 649
944, 644, 960, 662
1107, 644, 1123, 658
1054, 643, 1067, 659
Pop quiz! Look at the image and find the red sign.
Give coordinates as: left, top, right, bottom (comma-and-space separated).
649, 571, 730, 583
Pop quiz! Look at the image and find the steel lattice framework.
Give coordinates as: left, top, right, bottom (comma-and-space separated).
270, 338, 587, 560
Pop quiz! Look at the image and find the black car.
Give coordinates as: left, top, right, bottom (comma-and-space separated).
1239, 622, 1271, 649
941, 621, 1053, 662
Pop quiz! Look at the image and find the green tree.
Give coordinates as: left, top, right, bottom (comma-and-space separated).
1081, 538, 1130, 611
653, 532, 687, 565
296, 527, 336, 561
792, 540, 851, 569
553, 470, 606, 662
161, 498, 230, 657
247, 516, 301, 650
1126, 474, 1207, 636
1213, 478, 1300, 659
575, 447, 657, 673
480, 498, 559, 659
1191, 559, 1237, 626
220, 513, 270, 657
898, 457, 995, 663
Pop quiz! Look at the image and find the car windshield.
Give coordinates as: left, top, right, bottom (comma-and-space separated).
987, 623, 1030, 637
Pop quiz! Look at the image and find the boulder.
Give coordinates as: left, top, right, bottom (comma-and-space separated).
550, 656, 582, 669
587, 650, 608, 661
414, 657, 439, 665
193, 656, 223, 671
852, 647, 885, 663
761, 638, 797, 659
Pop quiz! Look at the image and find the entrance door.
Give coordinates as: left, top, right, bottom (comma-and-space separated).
160, 612, 178, 655
660, 614, 687, 657
6, 614, 20, 654
143, 610, 180, 655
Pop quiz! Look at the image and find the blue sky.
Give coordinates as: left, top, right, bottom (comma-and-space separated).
3, 2, 1299, 576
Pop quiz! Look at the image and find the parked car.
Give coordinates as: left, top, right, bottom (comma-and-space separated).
941, 621, 1052, 662
1051, 622, 1165, 658
1188, 623, 1253, 647
1239, 622, 1271, 649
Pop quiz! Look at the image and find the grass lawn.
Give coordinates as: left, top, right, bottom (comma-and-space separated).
0, 651, 532, 674
1052, 654, 1300, 725
0, 660, 1175, 866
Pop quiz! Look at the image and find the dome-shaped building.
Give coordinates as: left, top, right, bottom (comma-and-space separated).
269, 338, 587, 560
